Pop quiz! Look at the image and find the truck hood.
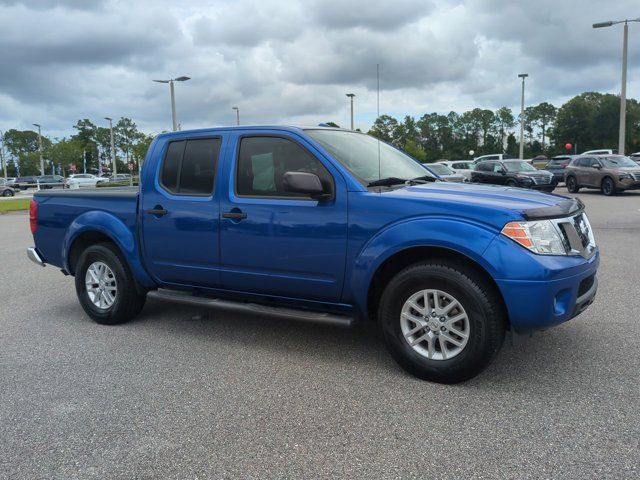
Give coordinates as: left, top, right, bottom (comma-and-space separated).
382, 181, 581, 227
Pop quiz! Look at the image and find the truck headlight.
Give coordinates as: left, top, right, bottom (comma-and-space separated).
501, 220, 568, 255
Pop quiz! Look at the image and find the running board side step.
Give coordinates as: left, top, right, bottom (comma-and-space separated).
147, 289, 355, 328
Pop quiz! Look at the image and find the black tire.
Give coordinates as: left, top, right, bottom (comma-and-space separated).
74, 243, 146, 325
378, 261, 505, 383
601, 177, 616, 196
566, 175, 579, 193
505, 179, 518, 187
3, 189, 13, 197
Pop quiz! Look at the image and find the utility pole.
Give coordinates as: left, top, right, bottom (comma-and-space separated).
346, 93, 355, 130
517, 74, 528, 160
0, 130, 6, 179
104, 117, 117, 176
593, 18, 639, 155
33, 124, 44, 175
232, 106, 240, 125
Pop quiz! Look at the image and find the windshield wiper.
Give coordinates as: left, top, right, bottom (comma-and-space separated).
408, 175, 437, 184
367, 177, 407, 187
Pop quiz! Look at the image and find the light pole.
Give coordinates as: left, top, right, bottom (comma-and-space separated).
346, 93, 355, 130
33, 123, 44, 175
232, 106, 240, 125
104, 117, 117, 176
153, 76, 191, 131
593, 18, 639, 155
517, 74, 528, 160
0, 130, 6, 179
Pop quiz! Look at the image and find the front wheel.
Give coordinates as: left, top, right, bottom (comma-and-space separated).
74, 243, 146, 325
601, 177, 616, 196
3, 189, 14, 197
566, 176, 579, 193
378, 261, 505, 383
506, 179, 518, 187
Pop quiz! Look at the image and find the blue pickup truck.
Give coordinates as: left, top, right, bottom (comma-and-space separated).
27, 126, 599, 383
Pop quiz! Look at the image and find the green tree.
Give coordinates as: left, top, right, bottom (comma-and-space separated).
529, 102, 557, 150
494, 107, 515, 152
48, 138, 85, 175
368, 115, 398, 143
403, 139, 427, 162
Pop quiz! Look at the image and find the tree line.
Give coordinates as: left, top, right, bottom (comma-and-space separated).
3, 91, 639, 177
1, 118, 154, 177
366, 92, 640, 161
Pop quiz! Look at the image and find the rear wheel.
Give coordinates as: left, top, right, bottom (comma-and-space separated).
566, 175, 579, 193
601, 177, 616, 196
74, 243, 146, 325
378, 261, 505, 383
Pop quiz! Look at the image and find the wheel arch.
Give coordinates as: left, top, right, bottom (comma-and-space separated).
364, 246, 508, 327
62, 211, 156, 289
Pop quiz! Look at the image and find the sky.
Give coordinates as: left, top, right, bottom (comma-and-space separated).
1, 0, 639, 140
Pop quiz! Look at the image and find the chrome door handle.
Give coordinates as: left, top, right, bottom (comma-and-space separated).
222, 211, 247, 220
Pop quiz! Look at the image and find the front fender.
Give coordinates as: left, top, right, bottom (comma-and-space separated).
349, 217, 499, 318
62, 210, 156, 289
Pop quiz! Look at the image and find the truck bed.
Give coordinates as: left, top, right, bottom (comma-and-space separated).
32, 187, 139, 270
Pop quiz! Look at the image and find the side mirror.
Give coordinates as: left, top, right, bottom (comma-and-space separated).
283, 171, 330, 200
593, 164, 602, 169
498, 169, 506, 175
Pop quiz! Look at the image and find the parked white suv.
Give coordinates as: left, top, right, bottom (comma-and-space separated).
474, 154, 517, 163
581, 149, 614, 155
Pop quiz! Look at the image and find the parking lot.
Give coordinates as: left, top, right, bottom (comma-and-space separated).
1, 187, 638, 478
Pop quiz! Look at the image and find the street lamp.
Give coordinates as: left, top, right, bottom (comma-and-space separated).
104, 117, 117, 176
153, 76, 191, 131
33, 123, 44, 175
346, 93, 355, 130
517, 74, 528, 160
0, 129, 6, 179
593, 18, 639, 155
232, 106, 240, 125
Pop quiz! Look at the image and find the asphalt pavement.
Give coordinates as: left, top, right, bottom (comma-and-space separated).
1, 187, 639, 479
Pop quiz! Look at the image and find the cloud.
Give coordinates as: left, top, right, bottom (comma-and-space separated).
0, 0, 639, 139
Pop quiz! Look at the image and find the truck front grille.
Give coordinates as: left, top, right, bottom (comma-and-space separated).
555, 213, 597, 259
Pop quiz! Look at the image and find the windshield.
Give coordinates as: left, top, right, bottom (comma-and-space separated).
305, 129, 433, 185
601, 156, 638, 168
503, 161, 537, 172
427, 164, 454, 175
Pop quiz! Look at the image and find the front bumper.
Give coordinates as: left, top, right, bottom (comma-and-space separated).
616, 179, 640, 191
495, 252, 599, 333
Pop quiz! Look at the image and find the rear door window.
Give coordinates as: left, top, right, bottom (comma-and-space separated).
160, 138, 221, 195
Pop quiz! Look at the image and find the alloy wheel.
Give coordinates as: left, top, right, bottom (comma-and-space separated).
400, 289, 470, 361
85, 261, 118, 309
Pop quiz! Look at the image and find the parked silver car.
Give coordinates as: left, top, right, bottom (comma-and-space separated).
435, 161, 475, 181
424, 163, 466, 182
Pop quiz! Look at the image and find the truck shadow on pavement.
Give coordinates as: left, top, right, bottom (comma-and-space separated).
115, 297, 603, 390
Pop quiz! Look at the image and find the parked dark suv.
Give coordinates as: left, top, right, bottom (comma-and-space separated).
13, 176, 39, 190
471, 160, 556, 192
545, 155, 574, 184
36, 175, 66, 189
565, 155, 640, 196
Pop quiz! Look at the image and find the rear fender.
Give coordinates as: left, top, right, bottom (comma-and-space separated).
62, 210, 156, 289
